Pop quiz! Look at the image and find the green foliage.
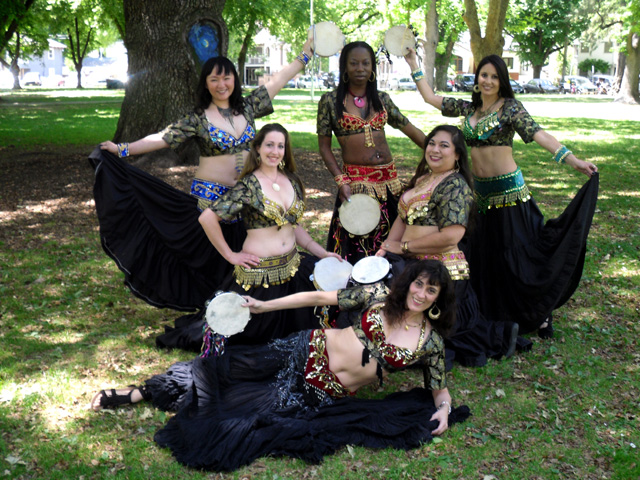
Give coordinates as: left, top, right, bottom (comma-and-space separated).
506, 0, 588, 70
578, 58, 612, 74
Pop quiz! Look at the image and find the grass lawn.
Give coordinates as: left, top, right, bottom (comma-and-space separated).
0, 87, 639, 479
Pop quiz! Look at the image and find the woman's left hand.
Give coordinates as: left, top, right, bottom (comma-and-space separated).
430, 408, 449, 435
380, 240, 402, 255
568, 157, 598, 177
241, 296, 265, 314
303, 32, 314, 56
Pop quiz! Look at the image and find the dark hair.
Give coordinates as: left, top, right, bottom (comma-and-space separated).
471, 55, 515, 109
336, 41, 383, 119
242, 123, 305, 201
382, 260, 456, 337
407, 125, 473, 191
195, 57, 244, 114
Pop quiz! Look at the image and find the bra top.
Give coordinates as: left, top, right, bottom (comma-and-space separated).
207, 121, 256, 153
211, 174, 305, 229
398, 173, 472, 228
337, 109, 388, 132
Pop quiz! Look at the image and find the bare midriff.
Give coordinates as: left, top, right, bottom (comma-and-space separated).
337, 130, 392, 166
324, 327, 381, 392
195, 150, 251, 186
470, 145, 517, 178
242, 224, 297, 258
402, 224, 458, 255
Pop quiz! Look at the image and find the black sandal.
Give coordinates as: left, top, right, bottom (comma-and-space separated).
91, 385, 151, 411
538, 314, 554, 339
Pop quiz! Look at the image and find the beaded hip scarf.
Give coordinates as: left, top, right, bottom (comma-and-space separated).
234, 248, 300, 290
343, 161, 404, 200
474, 167, 531, 213
191, 178, 233, 212
414, 250, 470, 281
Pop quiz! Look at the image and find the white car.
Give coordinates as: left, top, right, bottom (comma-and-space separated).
562, 75, 597, 94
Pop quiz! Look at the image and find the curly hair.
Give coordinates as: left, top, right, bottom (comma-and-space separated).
382, 260, 456, 337
241, 123, 305, 201
407, 125, 474, 191
195, 57, 244, 115
336, 41, 383, 119
471, 55, 515, 109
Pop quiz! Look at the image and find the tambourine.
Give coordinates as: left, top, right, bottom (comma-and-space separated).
350, 256, 391, 285
311, 257, 353, 291
384, 25, 417, 57
205, 291, 251, 336
312, 21, 345, 57
338, 194, 381, 236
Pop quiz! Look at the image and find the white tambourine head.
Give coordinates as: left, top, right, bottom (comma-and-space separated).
205, 292, 251, 336
338, 194, 381, 236
312, 21, 345, 57
384, 25, 416, 57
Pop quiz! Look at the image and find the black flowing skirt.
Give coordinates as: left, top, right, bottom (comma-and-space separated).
146, 332, 471, 472
445, 279, 530, 369
88, 148, 245, 311
155, 252, 322, 352
326, 187, 399, 265
461, 174, 599, 333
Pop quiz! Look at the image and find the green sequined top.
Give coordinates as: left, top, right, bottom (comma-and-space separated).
398, 173, 472, 228
209, 174, 305, 230
160, 86, 274, 156
316, 90, 410, 137
337, 283, 447, 391
441, 97, 542, 147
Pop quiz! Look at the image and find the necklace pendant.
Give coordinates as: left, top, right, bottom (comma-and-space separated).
272, 183, 281, 192
353, 96, 365, 108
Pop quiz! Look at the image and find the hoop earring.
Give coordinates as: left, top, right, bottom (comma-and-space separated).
369, 71, 376, 83
473, 84, 480, 93
343, 72, 349, 83
428, 304, 441, 320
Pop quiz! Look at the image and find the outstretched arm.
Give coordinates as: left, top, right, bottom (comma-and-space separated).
400, 122, 426, 149
243, 290, 339, 314
100, 133, 169, 157
404, 46, 444, 111
264, 36, 314, 99
532, 130, 597, 177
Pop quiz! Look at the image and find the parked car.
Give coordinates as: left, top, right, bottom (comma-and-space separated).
454, 73, 475, 92
397, 77, 417, 90
561, 75, 597, 94
509, 79, 524, 94
523, 78, 560, 94
22, 72, 42, 86
591, 74, 616, 94
296, 75, 313, 88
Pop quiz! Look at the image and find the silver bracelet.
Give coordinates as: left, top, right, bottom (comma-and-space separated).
437, 400, 452, 414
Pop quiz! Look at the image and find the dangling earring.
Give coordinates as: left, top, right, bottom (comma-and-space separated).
428, 304, 441, 320
343, 72, 350, 83
473, 84, 480, 93
278, 160, 285, 170
455, 159, 460, 172
256, 156, 261, 166
369, 71, 376, 83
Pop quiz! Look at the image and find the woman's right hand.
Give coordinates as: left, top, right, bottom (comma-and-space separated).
338, 184, 352, 203
228, 251, 261, 269
100, 141, 118, 154
375, 249, 387, 257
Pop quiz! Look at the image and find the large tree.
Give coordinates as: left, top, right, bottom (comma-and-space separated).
434, 0, 465, 91
463, 0, 510, 63
506, 0, 587, 79
0, 0, 36, 58
113, 0, 227, 164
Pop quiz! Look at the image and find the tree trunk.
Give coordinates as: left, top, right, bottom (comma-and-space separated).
463, 0, 510, 66
614, 32, 640, 104
615, 52, 625, 89
560, 37, 568, 82
435, 40, 455, 92
422, 0, 438, 88
532, 64, 543, 79
237, 20, 257, 87
115, 0, 227, 164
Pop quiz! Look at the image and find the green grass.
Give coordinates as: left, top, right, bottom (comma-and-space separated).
1, 88, 639, 479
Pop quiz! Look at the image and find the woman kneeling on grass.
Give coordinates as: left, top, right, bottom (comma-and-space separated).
91, 260, 470, 472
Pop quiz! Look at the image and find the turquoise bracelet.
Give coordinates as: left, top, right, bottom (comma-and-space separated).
552, 145, 571, 164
